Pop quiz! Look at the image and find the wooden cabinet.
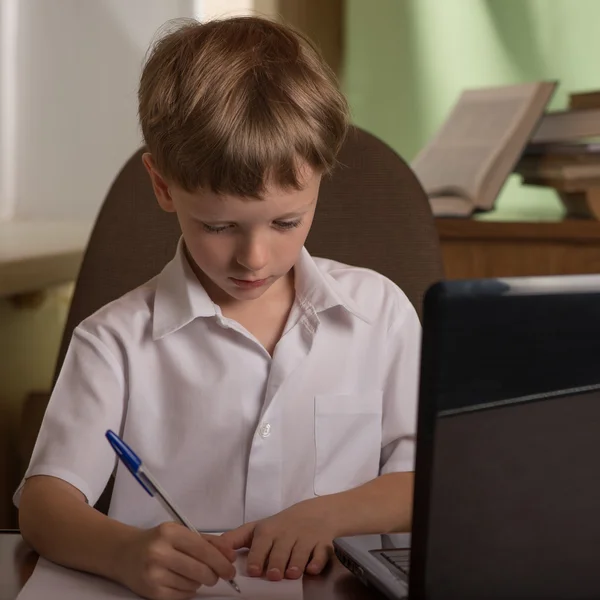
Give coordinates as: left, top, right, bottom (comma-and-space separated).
436, 219, 600, 280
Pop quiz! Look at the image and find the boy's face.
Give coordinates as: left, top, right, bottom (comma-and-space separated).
143, 154, 320, 304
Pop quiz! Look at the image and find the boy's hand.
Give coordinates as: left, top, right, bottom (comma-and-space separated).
220, 500, 335, 581
115, 522, 236, 600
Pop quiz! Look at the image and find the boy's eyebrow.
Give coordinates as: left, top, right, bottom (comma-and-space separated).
201, 209, 310, 223
275, 198, 318, 219
276, 207, 314, 219
196, 198, 318, 222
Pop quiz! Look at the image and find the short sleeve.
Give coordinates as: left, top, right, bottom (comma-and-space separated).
380, 299, 422, 475
13, 326, 126, 508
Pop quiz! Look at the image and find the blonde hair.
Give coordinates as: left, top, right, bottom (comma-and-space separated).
138, 16, 349, 198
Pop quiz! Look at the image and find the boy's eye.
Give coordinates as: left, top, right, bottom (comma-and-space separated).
273, 219, 302, 231
202, 220, 302, 233
202, 223, 231, 233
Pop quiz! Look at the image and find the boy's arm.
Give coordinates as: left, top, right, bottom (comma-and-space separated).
17, 327, 237, 597
219, 472, 413, 582
19, 475, 137, 581
21, 473, 410, 580
308, 471, 414, 535
20, 475, 237, 598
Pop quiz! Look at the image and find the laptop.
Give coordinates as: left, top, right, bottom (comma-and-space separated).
334, 274, 600, 599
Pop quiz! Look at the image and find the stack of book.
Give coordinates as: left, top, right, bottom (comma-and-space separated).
515, 90, 600, 219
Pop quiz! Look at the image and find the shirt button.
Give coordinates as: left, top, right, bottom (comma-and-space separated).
259, 423, 271, 438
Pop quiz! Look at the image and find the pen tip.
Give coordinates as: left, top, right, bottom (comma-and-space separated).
231, 580, 242, 593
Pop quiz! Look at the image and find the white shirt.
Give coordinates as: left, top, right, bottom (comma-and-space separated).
15, 239, 421, 531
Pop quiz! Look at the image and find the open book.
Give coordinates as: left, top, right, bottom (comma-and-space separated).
412, 81, 557, 217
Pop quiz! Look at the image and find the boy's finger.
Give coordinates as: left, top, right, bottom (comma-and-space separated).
265, 536, 296, 581
246, 534, 275, 577
285, 540, 314, 579
163, 548, 218, 586
306, 542, 333, 574
204, 535, 237, 562
220, 522, 255, 550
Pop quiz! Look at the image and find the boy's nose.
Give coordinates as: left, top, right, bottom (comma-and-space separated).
236, 238, 269, 273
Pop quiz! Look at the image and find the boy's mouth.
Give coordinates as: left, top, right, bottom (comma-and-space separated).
229, 277, 269, 289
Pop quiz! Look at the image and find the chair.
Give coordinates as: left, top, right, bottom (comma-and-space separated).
17, 125, 443, 514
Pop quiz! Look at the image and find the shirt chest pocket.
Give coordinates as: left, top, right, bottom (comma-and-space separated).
314, 391, 383, 496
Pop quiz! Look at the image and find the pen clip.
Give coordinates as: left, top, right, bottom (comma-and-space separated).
105, 430, 154, 497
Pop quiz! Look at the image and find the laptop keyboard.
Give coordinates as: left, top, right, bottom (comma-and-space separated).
375, 548, 411, 577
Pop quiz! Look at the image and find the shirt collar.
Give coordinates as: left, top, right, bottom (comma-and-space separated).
294, 247, 372, 324
152, 239, 372, 340
152, 238, 217, 340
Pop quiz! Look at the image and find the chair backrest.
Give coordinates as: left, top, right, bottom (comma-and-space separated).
55, 126, 443, 381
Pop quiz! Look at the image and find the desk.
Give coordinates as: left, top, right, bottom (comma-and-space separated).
0, 531, 381, 600
436, 218, 600, 279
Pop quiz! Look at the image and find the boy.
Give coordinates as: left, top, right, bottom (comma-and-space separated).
15, 16, 420, 600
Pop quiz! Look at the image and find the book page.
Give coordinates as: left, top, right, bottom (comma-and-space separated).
412, 82, 555, 215
17, 554, 302, 600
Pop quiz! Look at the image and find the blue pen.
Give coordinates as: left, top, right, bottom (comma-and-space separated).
105, 430, 241, 594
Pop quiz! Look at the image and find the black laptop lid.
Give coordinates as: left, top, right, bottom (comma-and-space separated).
410, 275, 600, 600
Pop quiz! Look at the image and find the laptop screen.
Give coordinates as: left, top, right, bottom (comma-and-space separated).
410, 276, 600, 599
425, 387, 600, 599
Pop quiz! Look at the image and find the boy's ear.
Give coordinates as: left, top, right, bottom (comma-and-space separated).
141, 153, 176, 213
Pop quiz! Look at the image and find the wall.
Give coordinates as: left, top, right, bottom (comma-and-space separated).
6, 0, 199, 221
344, 0, 600, 221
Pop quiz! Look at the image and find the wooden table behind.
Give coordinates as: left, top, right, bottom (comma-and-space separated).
436, 219, 600, 279
0, 531, 381, 600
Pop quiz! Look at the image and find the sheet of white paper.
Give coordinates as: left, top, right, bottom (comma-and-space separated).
17, 552, 302, 600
